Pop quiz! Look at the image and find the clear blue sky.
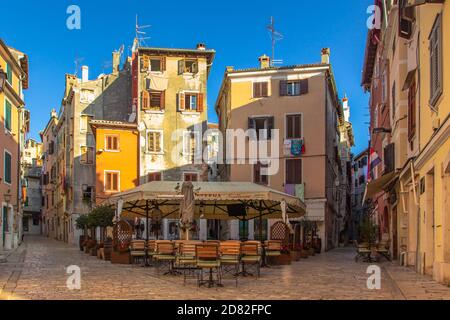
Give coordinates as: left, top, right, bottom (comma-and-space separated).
1, 0, 371, 155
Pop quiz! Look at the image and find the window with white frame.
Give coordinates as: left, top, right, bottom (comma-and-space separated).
80, 115, 92, 133
104, 171, 120, 192
105, 135, 119, 152
147, 131, 163, 153
183, 131, 199, 163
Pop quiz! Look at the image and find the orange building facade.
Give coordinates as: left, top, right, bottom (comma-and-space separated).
90, 120, 139, 204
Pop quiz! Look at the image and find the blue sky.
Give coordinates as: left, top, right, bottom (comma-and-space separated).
1, 0, 371, 155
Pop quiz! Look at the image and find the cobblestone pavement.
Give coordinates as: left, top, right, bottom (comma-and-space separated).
1, 235, 449, 300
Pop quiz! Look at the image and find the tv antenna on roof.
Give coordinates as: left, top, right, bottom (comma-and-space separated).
267, 16, 284, 66
135, 15, 151, 47
74, 56, 84, 76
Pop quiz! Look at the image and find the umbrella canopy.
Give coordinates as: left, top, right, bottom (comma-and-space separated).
179, 182, 195, 239
102, 181, 306, 221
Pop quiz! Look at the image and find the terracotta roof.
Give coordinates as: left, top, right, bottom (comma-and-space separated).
89, 119, 137, 128
228, 63, 328, 74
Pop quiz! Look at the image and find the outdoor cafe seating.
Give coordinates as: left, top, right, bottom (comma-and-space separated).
354, 240, 391, 263
103, 181, 307, 288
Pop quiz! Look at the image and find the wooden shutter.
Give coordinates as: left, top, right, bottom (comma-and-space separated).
253, 82, 260, 98
267, 117, 274, 139
141, 56, 149, 71
142, 90, 150, 109
300, 79, 309, 95
384, 143, 395, 174
4, 152, 11, 183
408, 78, 416, 139
286, 159, 302, 184
156, 132, 161, 152
178, 60, 185, 74
197, 93, 204, 112
161, 57, 166, 72
279, 80, 288, 96
192, 61, 199, 74
262, 82, 268, 97
160, 91, 166, 110
429, 14, 442, 106
5, 100, 11, 131
178, 93, 185, 111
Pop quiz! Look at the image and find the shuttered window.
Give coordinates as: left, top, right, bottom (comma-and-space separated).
286, 159, 302, 184
148, 172, 162, 182
429, 14, 443, 107
280, 79, 308, 96
253, 82, 269, 98
105, 171, 119, 192
178, 59, 198, 74
253, 162, 269, 185
4, 151, 12, 184
80, 146, 94, 164
384, 143, 395, 174
6, 63, 12, 85
142, 90, 150, 110
286, 114, 302, 139
148, 131, 162, 153
248, 116, 274, 140
179, 92, 204, 112
149, 91, 165, 110
408, 78, 416, 140
4, 99, 12, 131
183, 173, 198, 182
392, 82, 396, 118
105, 135, 119, 151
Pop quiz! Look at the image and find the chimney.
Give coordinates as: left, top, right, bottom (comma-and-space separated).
81, 66, 89, 82
196, 43, 206, 51
321, 48, 331, 64
50, 108, 58, 119
258, 54, 271, 69
112, 51, 121, 74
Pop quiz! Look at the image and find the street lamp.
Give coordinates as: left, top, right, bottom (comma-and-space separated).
0, 67, 7, 92
0, 190, 12, 263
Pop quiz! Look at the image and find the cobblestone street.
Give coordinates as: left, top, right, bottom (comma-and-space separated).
1, 235, 449, 300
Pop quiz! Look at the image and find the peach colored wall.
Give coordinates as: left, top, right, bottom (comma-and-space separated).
226, 72, 327, 199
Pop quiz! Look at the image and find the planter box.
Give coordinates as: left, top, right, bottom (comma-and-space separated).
290, 251, 302, 261
300, 250, 310, 258
273, 253, 292, 265
79, 236, 86, 251
110, 251, 131, 264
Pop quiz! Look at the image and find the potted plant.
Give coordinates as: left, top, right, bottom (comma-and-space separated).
290, 243, 302, 261
75, 215, 89, 251
88, 206, 115, 257
275, 244, 292, 265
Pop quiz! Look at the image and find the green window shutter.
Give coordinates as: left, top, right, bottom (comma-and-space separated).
4, 152, 12, 184
5, 99, 12, 131
6, 63, 12, 85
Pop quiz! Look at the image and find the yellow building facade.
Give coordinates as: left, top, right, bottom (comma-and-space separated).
411, 1, 450, 283
90, 120, 139, 204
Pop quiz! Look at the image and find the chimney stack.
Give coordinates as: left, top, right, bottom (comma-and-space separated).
112, 51, 121, 74
196, 43, 206, 51
321, 48, 331, 64
258, 54, 271, 69
81, 65, 89, 82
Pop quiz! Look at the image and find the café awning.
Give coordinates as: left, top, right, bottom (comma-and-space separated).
102, 181, 306, 221
363, 171, 398, 203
